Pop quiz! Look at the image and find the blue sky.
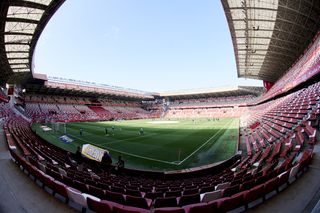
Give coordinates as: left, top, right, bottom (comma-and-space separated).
35, 0, 262, 92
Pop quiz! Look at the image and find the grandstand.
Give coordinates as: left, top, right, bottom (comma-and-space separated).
0, 0, 320, 213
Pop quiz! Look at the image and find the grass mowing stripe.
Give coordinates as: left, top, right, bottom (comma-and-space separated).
177, 119, 233, 165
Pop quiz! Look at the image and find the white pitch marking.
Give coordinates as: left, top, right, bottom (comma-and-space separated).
177, 119, 233, 165
69, 134, 178, 165
106, 147, 179, 165
105, 133, 158, 145
147, 121, 180, 124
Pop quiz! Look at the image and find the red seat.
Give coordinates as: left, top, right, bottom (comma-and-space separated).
222, 184, 240, 197
255, 174, 269, 185
217, 191, 244, 212
153, 207, 185, 213
178, 194, 200, 207
264, 177, 279, 197
183, 201, 217, 213
105, 190, 126, 205
154, 197, 178, 208
243, 184, 264, 208
113, 205, 150, 213
199, 185, 215, 193
201, 190, 222, 202
165, 190, 182, 197
52, 180, 69, 203
145, 191, 164, 200
73, 180, 88, 193
183, 188, 199, 196
240, 179, 255, 191
88, 185, 106, 199
111, 185, 126, 194
87, 198, 114, 213
126, 189, 143, 197
125, 195, 152, 209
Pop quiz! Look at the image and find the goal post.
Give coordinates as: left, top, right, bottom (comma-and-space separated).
50, 121, 67, 135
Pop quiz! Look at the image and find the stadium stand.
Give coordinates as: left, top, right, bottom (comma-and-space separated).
22, 96, 157, 123
165, 107, 247, 119
0, 77, 317, 212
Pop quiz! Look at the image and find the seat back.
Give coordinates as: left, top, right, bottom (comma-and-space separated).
106, 190, 126, 205
165, 190, 182, 198
145, 191, 164, 200
218, 192, 244, 212
199, 185, 215, 193
53, 180, 68, 198
154, 197, 178, 208
222, 184, 240, 197
113, 205, 150, 213
125, 195, 151, 209
215, 182, 230, 190
264, 177, 279, 195
88, 185, 105, 199
244, 184, 264, 204
183, 188, 199, 196
278, 171, 289, 186
289, 164, 300, 180
178, 194, 200, 207
183, 202, 215, 213
154, 207, 184, 213
87, 198, 112, 213
66, 187, 87, 207
201, 190, 222, 203
126, 189, 142, 197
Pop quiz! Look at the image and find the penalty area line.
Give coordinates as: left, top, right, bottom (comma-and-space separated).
177, 119, 233, 165
69, 134, 179, 166
105, 147, 180, 166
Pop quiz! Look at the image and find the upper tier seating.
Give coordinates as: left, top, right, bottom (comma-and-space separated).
165, 107, 247, 119
170, 95, 256, 107
24, 102, 157, 122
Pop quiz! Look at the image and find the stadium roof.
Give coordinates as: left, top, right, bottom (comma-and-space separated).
158, 86, 263, 99
0, 0, 65, 84
25, 76, 262, 100
24, 75, 155, 100
0, 0, 319, 88
221, 0, 320, 82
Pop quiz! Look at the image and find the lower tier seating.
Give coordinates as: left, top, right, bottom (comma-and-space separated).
1, 82, 318, 212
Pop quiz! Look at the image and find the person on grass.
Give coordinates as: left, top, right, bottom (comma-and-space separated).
112, 126, 115, 135
139, 127, 144, 135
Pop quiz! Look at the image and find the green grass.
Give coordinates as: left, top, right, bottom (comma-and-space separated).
32, 118, 239, 171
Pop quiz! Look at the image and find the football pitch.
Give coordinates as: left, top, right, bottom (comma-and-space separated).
32, 118, 239, 171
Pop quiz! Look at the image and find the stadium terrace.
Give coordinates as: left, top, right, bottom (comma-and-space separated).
0, 0, 320, 213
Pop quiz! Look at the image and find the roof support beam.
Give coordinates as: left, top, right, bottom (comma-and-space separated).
5, 17, 39, 24
235, 36, 301, 47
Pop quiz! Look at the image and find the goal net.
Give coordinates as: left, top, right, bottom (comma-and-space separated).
49, 121, 67, 135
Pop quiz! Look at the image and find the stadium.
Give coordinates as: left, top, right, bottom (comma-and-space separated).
0, 0, 319, 212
